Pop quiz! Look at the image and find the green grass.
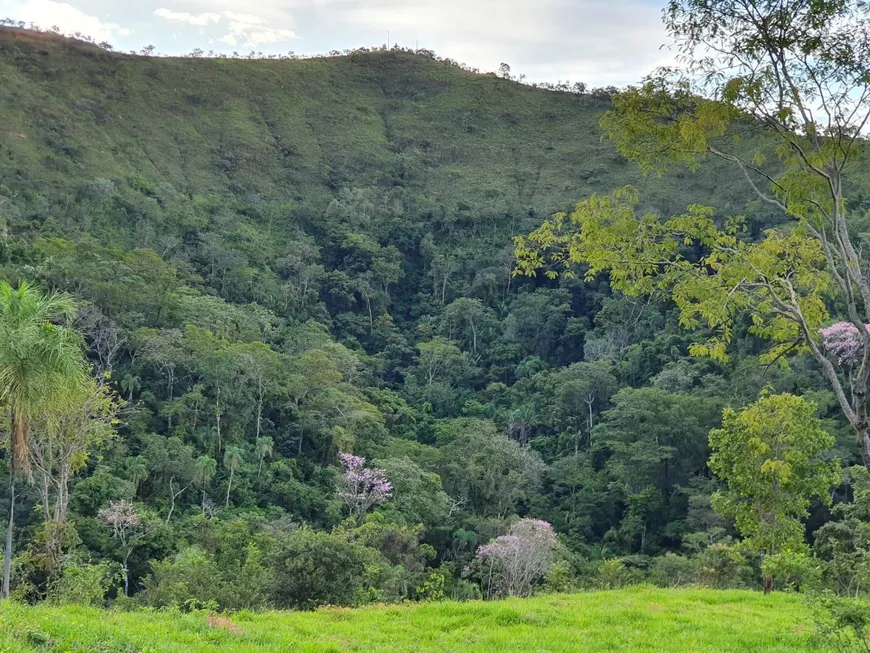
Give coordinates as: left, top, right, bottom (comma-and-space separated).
0, 587, 825, 652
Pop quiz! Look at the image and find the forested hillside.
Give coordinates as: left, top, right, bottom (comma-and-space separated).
0, 25, 860, 607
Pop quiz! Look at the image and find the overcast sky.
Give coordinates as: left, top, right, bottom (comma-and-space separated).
0, 0, 675, 86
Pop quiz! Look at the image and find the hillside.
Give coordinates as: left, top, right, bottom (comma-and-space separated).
0, 588, 823, 652
0, 26, 861, 610
0, 27, 750, 218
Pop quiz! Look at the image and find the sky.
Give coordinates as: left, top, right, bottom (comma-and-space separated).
0, 0, 675, 86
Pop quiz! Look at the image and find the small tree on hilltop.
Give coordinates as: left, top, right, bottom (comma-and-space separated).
708, 393, 839, 594
476, 518, 558, 599
337, 453, 392, 523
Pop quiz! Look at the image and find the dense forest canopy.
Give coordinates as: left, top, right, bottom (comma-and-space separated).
1, 2, 870, 607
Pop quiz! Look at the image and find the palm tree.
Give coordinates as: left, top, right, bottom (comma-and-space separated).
223, 446, 244, 508
125, 456, 149, 496
254, 436, 273, 479
193, 455, 217, 514
119, 374, 141, 402
0, 281, 85, 599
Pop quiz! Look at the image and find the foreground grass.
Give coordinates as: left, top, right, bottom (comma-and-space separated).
0, 587, 824, 652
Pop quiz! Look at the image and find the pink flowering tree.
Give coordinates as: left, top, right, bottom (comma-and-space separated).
820, 322, 870, 366
817, 320, 870, 468
476, 518, 558, 598
336, 453, 392, 523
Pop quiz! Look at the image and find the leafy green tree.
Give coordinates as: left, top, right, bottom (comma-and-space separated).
554, 361, 618, 456
29, 378, 120, 564
0, 281, 86, 599
515, 0, 870, 470
709, 392, 839, 593
440, 298, 497, 361
438, 419, 545, 518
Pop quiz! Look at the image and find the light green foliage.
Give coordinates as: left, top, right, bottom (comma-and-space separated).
437, 419, 545, 518
709, 393, 839, 559
515, 187, 830, 364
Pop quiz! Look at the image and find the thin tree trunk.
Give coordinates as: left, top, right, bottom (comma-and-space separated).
225, 468, 234, 507
2, 473, 14, 599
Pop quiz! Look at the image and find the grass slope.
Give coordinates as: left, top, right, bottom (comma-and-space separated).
0, 27, 749, 220
0, 588, 822, 652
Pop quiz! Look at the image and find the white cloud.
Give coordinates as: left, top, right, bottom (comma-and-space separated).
219, 10, 295, 49
341, 0, 669, 85
1, 0, 672, 85
150, 6, 295, 49
154, 8, 221, 26
4, 0, 130, 40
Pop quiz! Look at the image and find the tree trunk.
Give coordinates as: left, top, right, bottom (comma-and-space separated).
763, 574, 773, 595
856, 418, 870, 473
2, 472, 14, 599
225, 468, 234, 508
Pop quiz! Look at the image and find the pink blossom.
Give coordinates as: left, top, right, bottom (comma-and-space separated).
476, 518, 557, 598
336, 452, 392, 523
820, 321, 870, 365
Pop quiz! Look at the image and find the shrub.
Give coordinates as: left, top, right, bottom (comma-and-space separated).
762, 551, 822, 592
695, 543, 752, 589
268, 527, 381, 609
808, 591, 870, 652
48, 558, 120, 606
650, 553, 697, 589
141, 547, 224, 609
594, 559, 641, 590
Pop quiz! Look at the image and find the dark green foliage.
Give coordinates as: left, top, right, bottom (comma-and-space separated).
268, 527, 379, 610
0, 26, 864, 609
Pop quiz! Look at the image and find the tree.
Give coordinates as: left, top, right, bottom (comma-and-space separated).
440, 298, 497, 361
223, 446, 245, 508
439, 419, 546, 518
29, 378, 121, 564
336, 453, 392, 523
0, 281, 86, 599
515, 0, 870, 472
476, 518, 557, 598
254, 437, 273, 479
193, 455, 217, 514
709, 393, 839, 593
99, 500, 144, 597
554, 361, 618, 456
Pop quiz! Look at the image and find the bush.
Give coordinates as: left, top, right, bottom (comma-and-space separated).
541, 559, 577, 594
808, 591, 870, 652
268, 527, 381, 609
594, 559, 640, 590
695, 543, 752, 589
48, 558, 120, 606
763, 551, 822, 592
650, 553, 697, 589
141, 547, 224, 609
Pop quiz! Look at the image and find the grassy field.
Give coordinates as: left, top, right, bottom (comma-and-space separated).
0, 587, 826, 652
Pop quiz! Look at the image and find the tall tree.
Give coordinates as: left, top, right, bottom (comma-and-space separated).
223, 446, 245, 507
0, 281, 85, 599
709, 392, 839, 593
29, 378, 120, 565
516, 0, 870, 471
